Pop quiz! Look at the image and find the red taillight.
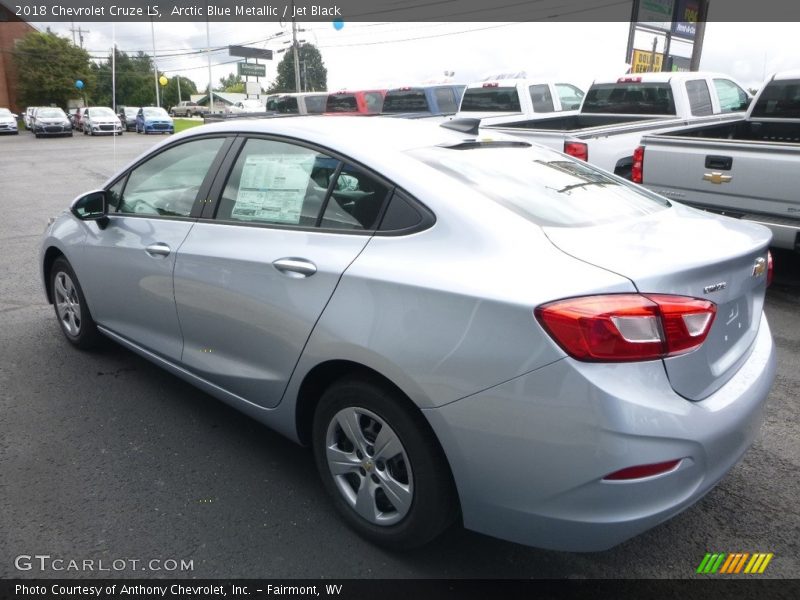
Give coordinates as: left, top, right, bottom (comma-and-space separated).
603, 459, 682, 481
631, 145, 645, 183
767, 251, 774, 287
564, 141, 588, 162
534, 294, 716, 362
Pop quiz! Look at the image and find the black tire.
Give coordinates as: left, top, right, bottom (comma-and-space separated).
312, 376, 458, 550
50, 257, 102, 350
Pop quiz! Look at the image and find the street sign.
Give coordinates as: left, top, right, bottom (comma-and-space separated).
229, 45, 273, 60
238, 62, 266, 77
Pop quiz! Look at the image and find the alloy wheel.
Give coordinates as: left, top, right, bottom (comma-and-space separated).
54, 271, 82, 336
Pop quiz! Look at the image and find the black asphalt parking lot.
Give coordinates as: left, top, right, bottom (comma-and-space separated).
0, 129, 798, 580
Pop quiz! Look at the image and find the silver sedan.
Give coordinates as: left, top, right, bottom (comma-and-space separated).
40, 116, 776, 551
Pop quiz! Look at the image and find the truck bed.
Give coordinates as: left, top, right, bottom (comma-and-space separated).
640, 122, 800, 251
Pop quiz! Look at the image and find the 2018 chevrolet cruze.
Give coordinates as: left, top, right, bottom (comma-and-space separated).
40, 116, 776, 551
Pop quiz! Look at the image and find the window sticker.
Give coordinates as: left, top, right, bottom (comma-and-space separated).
232, 154, 314, 223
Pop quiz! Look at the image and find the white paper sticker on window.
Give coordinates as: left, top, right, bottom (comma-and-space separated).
232, 154, 314, 223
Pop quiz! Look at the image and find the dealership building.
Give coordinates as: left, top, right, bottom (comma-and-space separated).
0, 7, 35, 113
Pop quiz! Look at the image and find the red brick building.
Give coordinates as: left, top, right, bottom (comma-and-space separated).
0, 6, 35, 113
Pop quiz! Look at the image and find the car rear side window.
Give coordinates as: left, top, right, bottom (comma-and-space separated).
529, 84, 555, 112
320, 165, 391, 231
555, 83, 584, 110
118, 138, 225, 217
713, 78, 749, 113
409, 145, 668, 227
686, 79, 713, 116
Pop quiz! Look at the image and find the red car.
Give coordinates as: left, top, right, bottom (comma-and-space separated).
324, 89, 387, 115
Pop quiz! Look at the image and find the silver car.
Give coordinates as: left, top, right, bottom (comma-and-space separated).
40, 117, 776, 551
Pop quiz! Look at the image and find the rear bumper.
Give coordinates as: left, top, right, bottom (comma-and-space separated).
423, 313, 775, 551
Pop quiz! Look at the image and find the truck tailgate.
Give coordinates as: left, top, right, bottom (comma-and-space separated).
641, 137, 800, 239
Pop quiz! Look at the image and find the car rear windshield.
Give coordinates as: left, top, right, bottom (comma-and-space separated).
276, 97, 300, 113
326, 94, 358, 112
460, 86, 521, 112
750, 79, 800, 118
382, 90, 430, 112
408, 145, 669, 227
582, 82, 676, 115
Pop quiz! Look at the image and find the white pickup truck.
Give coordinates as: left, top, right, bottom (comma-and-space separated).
636, 71, 800, 251
482, 72, 751, 178
454, 78, 585, 126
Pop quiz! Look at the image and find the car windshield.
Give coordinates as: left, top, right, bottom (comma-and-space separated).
37, 108, 66, 118
408, 144, 669, 227
0, 108, 12, 116
88, 107, 115, 117
143, 107, 169, 117
124, 107, 140, 116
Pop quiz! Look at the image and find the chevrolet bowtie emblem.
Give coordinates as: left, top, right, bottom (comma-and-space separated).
703, 172, 733, 184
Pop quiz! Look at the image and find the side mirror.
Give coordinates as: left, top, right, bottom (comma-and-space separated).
70, 190, 110, 229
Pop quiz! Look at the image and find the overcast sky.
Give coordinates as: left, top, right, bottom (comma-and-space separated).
38, 20, 797, 95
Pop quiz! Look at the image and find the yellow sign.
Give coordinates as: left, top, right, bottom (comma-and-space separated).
631, 49, 664, 73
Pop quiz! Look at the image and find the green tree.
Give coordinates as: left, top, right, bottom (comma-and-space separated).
219, 72, 245, 93
269, 43, 327, 93
92, 49, 158, 108
13, 31, 94, 108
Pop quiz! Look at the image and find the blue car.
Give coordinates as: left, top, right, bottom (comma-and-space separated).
135, 106, 174, 135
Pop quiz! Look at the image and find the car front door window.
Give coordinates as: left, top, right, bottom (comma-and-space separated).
119, 138, 226, 217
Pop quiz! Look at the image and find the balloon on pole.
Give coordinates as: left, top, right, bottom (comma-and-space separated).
75, 80, 84, 90
159, 75, 168, 86
333, 19, 344, 31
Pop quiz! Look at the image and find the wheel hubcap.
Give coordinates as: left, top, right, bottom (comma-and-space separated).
54, 271, 81, 336
325, 407, 413, 526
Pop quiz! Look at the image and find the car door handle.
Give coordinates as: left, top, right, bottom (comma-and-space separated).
145, 243, 171, 258
272, 258, 317, 278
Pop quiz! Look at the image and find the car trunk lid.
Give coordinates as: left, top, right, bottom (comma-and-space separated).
543, 204, 771, 400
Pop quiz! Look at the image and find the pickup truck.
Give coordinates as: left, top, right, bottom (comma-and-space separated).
381, 84, 466, 121
169, 101, 209, 118
454, 79, 584, 126
635, 71, 800, 251
483, 72, 751, 178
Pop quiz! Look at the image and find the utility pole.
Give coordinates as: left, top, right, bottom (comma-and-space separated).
177, 76, 182, 104
69, 23, 89, 49
151, 19, 160, 108
291, 0, 301, 93
649, 36, 658, 73
207, 19, 215, 113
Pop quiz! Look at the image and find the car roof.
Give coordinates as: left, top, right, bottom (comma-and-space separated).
178, 115, 493, 154
592, 71, 735, 84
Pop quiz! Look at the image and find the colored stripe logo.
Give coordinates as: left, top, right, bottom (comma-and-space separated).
696, 553, 774, 574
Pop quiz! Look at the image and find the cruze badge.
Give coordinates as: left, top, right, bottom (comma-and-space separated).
704, 282, 727, 294
752, 257, 767, 278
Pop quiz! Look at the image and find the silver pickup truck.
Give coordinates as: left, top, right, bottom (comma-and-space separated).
637, 71, 800, 251
483, 72, 751, 178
